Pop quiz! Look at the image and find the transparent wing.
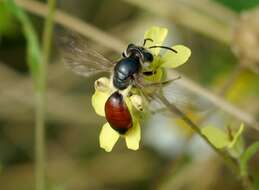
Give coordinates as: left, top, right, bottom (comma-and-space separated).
135, 77, 211, 115
150, 81, 211, 113
58, 32, 114, 77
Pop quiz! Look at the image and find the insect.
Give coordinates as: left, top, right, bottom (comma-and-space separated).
105, 91, 132, 134
113, 41, 177, 90
60, 33, 193, 134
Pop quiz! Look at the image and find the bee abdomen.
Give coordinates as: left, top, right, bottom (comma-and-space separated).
105, 91, 132, 134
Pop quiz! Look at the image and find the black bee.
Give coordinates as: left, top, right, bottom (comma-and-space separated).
59, 33, 197, 133
61, 35, 177, 91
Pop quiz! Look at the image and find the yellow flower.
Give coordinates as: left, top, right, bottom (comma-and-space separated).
143, 26, 191, 82
91, 26, 192, 152
92, 77, 142, 152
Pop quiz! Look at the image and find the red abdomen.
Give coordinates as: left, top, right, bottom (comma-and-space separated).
105, 91, 132, 134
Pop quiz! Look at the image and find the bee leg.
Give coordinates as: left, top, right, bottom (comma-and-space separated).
142, 70, 157, 76
148, 76, 181, 87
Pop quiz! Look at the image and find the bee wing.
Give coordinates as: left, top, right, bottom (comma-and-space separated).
58, 32, 114, 77
150, 81, 211, 113
136, 78, 211, 115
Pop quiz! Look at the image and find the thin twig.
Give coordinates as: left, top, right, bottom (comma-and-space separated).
121, 0, 259, 76
168, 70, 259, 131
121, 0, 234, 44
156, 92, 254, 189
35, 0, 56, 190
177, 0, 237, 24
15, 0, 259, 131
217, 64, 243, 96
0, 62, 97, 125
15, 0, 125, 52
154, 92, 239, 173
8, 0, 258, 187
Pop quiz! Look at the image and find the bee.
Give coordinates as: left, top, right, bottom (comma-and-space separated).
60, 33, 193, 134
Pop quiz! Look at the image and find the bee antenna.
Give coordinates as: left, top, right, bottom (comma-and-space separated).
143, 38, 153, 46
148, 45, 177, 53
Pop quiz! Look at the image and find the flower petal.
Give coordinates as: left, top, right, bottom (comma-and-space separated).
99, 122, 120, 152
162, 45, 191, 68
125, 96, 133, 115
91, 90, 110, 116
125, 120, 141, 150
201, 125, 229, 149
144, 26, 168, 55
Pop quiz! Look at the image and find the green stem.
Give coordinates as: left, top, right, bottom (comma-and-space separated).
240, 142, 259, 190
155, 93, 239, 173
35, 92, 46, 190
156, 93, 256, 189
35, 1, 56, 190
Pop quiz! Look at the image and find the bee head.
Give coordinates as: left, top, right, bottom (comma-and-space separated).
123, 43, 154, 64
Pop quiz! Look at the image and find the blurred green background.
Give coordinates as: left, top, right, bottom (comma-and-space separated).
0, 0, 259, 190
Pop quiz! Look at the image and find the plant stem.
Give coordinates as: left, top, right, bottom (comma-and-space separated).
14, 0, 259, 130
154, 93, 239, 173
122, 0, 235, 44
156, 93, 256, 189
240, 141, 259, 190
35, 0, 56, 190
241, 175, 254, 190
35, 93, 46, 190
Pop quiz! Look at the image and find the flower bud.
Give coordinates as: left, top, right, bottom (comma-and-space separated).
94, 77, 110, 92
130, 95, 144, 111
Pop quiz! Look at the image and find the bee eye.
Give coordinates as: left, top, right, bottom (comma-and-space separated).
126, 43, 135, 53
143, 52, 153, 63
127, 43, 135, 49
127, 49, 143, 60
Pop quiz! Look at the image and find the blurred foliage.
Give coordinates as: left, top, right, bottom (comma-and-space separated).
1, 0, 259, 190
240, 141, 259, 176
0, 2, 20, 37
4, 0, 42, 89
191, 38, 235, 85
215, 0, 259, 12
